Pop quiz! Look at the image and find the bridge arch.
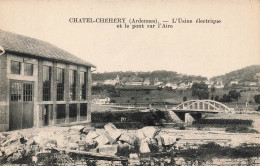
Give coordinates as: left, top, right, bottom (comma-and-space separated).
174, 100, 232, 112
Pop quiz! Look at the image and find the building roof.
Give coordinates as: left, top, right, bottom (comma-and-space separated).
0, 29, 95, 67
132, 76, 143, 82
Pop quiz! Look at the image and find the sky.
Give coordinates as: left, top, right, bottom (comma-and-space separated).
0, 0, 259, 78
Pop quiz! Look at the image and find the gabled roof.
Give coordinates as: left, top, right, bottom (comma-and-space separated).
0, 29, 95, 67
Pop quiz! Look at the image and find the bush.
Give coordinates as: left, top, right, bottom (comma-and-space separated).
180, 142, 260, 163
141, 110, 167, 126
193, 119, 253, 127
102, 112, 115, 122
142, 113, 157, 126
254, 94, 260, 104
225, 126, 258, 133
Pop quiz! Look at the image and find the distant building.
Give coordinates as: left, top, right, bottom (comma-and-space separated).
187, 82, 193, 88
143, 78, 151, 85
92, 81, 98, 86
153, 77, 164, 86
204, 80, 214, 88
165, 83, 178, 89
92, 97, 110, 104
127, 76, 143, 86
178, 83, 187, 90
92, 80, 103, 86
171, 83, 178, 89
154, 81, 163, 86
230, 80, 239, 85
249, 82, 257, 86
121, 77, 130, 85
103, 79, 115, 85
103, 75, 120, 86
215, 79, 224, 89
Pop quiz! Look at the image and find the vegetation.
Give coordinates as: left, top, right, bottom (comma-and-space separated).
192, 119, 253, 127
179, 142, 260, 164
254, 94, 260, 104
191, 82, 209, 99
219, 90, 241, 102
225, 126, 258, 133
211, 65, 260, 83
93, 70, 207, 84
92, 110, 171, 128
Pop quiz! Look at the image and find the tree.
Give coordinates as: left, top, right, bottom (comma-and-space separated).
211, 95, 214, 100
228, 90, 241, 101
223, 83, 229, 90
215, 95, 219, 101
191, 82, 209, 99
254, 94, 260, 104
183, 96, 187, 102
220, 94, 231, 102
211, 86, 216, 93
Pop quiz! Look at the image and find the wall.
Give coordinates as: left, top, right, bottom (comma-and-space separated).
6, 53, 39, 130
37, 61, 92, 126
0, 53, 8, 131
1, 52, 92, 131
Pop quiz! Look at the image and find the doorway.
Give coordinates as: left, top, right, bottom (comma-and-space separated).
43, 105, 53, 126
9, 80, 34, 130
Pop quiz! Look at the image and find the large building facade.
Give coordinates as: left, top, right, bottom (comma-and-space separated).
0, 29, 95, 131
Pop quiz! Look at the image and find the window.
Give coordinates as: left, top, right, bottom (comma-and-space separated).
79, 72, 86, 100
80, 103, 87, 121
11, 82, 22, 101
69, 70, 76, 100
24, 63, 33, 76
43, 66, 52, 101
23, 83, 33, 101
69, 104, 77, 122
56, 104, 66, 124
11, 61, 21, 74
57, 68, 64, 101
10, 82, 33, 102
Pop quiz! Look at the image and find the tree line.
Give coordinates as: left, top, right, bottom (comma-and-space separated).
92, 70, 207, 83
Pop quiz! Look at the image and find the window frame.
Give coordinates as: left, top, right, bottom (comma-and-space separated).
43, 66, 52, 101
24, 63, 34, 76
56, 68, 65, 101
11, 60, 21, 75
69, 70, 76, 101
79, 72, 87, 100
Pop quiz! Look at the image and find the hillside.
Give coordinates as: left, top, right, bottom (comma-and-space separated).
210, 65, 260, 83
92, 70, 207, 83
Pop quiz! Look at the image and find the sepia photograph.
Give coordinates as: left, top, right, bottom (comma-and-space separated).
0, 0, 260, 165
